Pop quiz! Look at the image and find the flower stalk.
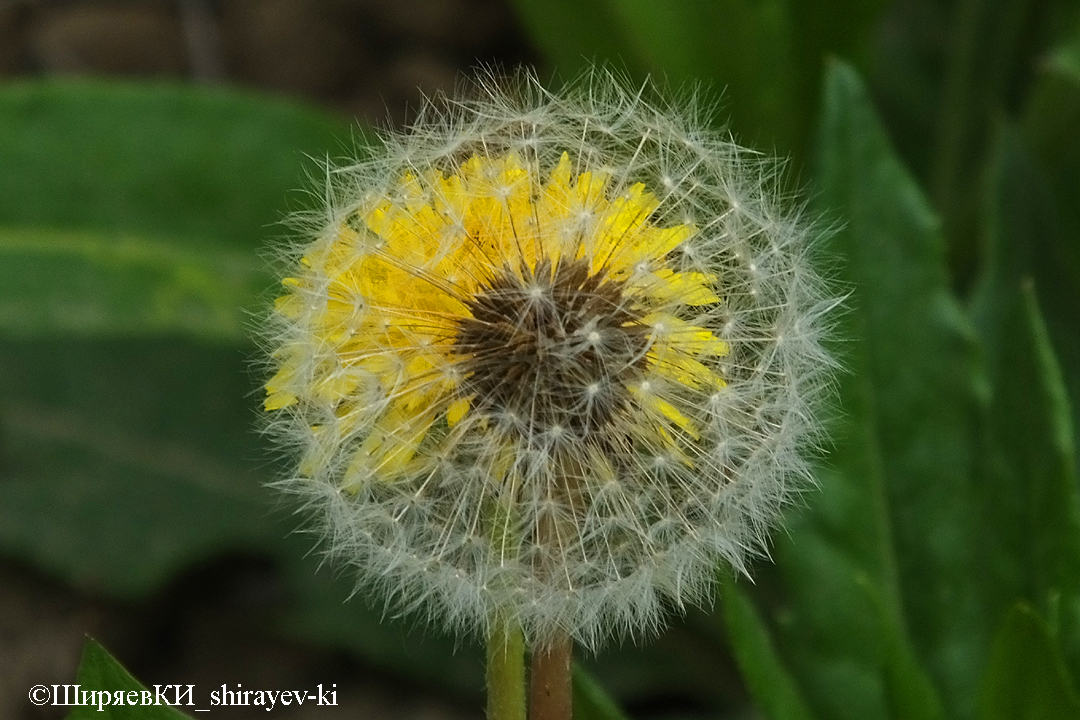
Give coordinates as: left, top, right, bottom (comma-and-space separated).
529, 633, 573, 720
487, 615, 526, 720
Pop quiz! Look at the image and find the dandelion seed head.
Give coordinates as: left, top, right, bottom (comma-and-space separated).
262, 66, 837, 650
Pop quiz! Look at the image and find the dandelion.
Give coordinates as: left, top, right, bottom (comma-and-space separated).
262, 67, 835, 718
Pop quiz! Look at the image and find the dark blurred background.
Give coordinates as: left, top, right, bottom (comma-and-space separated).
0, 0, 538, 125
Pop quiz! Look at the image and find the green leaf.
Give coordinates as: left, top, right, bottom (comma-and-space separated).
864, 0, 952, 190
970, 126, 1080, 678
930, 0, 1045, 283
760, 59, 976, 720
573, 664, 631, 720
1021, 26, 1080, 471
0, 79, 351, 246
65, 638, 192, 720
816, 59, 984, 719
720, 572, 816, 720
1013, 281, 1080, 674
602, 0, 801, 151
858, 576, 948, 720
0, 80, 351, 596
0, 228, 267, 339
506, 0, 634, 79
0, 339, 277, 596
1048, 32, 1080, 82
510, 0, 885, 160
980, 604, 1080, 720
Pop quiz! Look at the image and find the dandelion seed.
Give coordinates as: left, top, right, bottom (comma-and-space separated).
262, 67, 837, 652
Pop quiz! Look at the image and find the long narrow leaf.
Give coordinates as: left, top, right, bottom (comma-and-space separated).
761, 59, 978, 720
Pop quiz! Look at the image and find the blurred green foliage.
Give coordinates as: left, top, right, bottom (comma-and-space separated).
3, 1, 1080, 719
0, 81, 484, 697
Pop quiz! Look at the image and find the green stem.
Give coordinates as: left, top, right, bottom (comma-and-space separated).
487, 614, 526, 720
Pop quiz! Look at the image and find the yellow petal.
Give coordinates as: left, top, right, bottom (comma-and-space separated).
264, 391, 297, 411
446, 397, 471, 426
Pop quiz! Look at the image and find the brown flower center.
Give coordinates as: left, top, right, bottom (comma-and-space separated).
454, 257, 648, 436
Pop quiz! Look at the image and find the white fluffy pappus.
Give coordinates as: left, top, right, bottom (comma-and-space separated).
261, 66, 839, 651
